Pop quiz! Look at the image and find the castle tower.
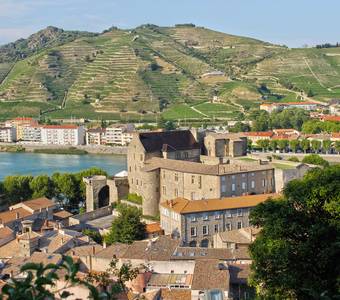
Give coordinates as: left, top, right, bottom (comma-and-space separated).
18, 220, 40, 257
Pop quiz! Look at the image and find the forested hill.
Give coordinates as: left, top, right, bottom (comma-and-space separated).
0, 24, 339, 121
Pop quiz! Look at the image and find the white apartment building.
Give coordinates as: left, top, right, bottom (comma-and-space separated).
21, 124, 42, 142
105, 124, 134, 146
41, 125, 85, 145
0, 127, 16, 142
86, 128, 106, 145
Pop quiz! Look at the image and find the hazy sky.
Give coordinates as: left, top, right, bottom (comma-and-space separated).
0, 0, 338, 47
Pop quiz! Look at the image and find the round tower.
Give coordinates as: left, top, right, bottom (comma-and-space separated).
141, 170, 160, 216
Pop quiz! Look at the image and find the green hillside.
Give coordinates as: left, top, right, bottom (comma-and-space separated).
0, 24, 339, 121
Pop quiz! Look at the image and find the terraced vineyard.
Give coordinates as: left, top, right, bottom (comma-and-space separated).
0, 24, 339, 121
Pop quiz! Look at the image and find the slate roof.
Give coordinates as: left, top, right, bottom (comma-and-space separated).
138, 130, 200, 153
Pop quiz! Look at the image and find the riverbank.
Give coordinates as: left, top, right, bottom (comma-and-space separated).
0, 142, 127, 155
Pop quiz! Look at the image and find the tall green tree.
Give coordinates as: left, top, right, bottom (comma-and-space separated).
289, 139, 300, 153
52, 173, 79, 208
3, 175, 33, 204
269, 139, 278, 152
322, 140, 332, 154
300, 139, 310, 153
335, 141, 340, 154
277, 139, 288, 152
249, 166, 340, 299
256, 139, 269, 152
29, 175, 54, 199
311, 140, 321, 153
105, 204, 146, 245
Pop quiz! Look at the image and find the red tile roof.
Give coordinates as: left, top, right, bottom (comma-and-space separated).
322, 115, 340, 122
244, 131, 273, 137
43, 125, 78, 129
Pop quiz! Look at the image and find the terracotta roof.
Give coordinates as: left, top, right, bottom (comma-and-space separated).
94, 243, 129, 259
138, 130, 200, 153
147, 273, 193, 288
216, 227, 261, 244
159, 289, 191, 300
160, 193, 281, 214
0, 227, 13, 239
322, 115, 340, 122
143, 157, 274, 175
145, 222, 163, 234
17, 231, 40, 240
191, 259, 229, 290
21, 197, 55, 211
66, 244, 103, 257
331, 132, 340, 138
283, 102, 317, 105
244, 131, 273, 137
171, 247, 250, 261
43, 125, 78, 129
0, 208, 31, 225
0, 239, 20, 258
13, 117, 34, 121
53, 210, 73, 219
121, 236, 180, 261
87, 128, 106, 133
228, 263, 251, 284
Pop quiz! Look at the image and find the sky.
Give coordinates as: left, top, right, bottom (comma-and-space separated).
0, 0, 339, 47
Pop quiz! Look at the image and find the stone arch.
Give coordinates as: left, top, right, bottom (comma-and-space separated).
200, 239, 209, 248
98, 185, 110, 208
189, 240, 197, 247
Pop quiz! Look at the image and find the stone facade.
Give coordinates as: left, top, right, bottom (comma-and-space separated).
204, 133, 247, 157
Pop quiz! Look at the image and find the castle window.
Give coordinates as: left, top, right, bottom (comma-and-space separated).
191, 175, 195, 184
214, 224, 219, 233
174, 188, 178, 197
231, 183, 236, 192
162, 186, 166, 195
174, 173, 178, 181
184, 152, 189, 159
136, 179, 138, 185
191, 227, 197, 237
226, 223, 231, 231
237, 209, 243, 217
237, 221, 243, 229
202, 225, 209, 236
262, 179, 266, 187
191, 215, 197, 222
203, 214, 209, 221
129, 166, 131, 172
214, 213, 221, 220
163, 171, 166, 179
198, 176, 202, 189
131, 178, 134, 184
176, 152, 181, 159
242, 182, 246, 190
251, 181, 255, 189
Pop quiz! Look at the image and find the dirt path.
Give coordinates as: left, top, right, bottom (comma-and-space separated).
190, 104, 209, 117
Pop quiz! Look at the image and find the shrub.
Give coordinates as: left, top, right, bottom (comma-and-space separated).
127, 193, 143, 205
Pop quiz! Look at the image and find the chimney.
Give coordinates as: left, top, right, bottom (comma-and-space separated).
103, 240, 107, 249
16, 212, 20, 219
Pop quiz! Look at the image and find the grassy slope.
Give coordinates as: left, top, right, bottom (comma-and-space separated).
0, 25, 339, 121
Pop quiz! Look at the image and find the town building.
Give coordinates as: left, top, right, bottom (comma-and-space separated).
21, 124, 42, 142
105, 124, 134, 146
86, 128, 107, 145
5, 117, 39, 140
260, 102, 318, 113
159, 193, 279, 247
243, 131, 273, 143
0, 126, 16, 142
127, 130, 265, 216
41, 125, 85, 145
213, 227, 261, 249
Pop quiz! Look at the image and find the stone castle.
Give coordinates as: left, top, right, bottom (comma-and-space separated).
127, 129, 275, 216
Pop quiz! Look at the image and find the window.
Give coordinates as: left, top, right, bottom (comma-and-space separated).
175, 152, 181, 159
262, 179, 266, 187
242, 182, 246, 190
174, 188, 178, 197
251, 180, 255, 189
191, 175, 195, 184
191, 215, 197, 222
251, 172, 255, 176
136, 179, 138, 185
242, 173, 246, 178
131, 178, 134, 184
162, 186, 166, 195
214, 213, 221, 220
129, 166, 131, 172
214, 224, 219, 233
163, 171, 166, 179
237, 209, 243, 217
203, 214, 209, 221
174, 173, 178, 182
237, 221, 243, 229
226, 223, 231, 231
232, 183, 236, 192
202, 225, 209, 235
184, 152, 189, 159
191, 227, 197, 237
198, 176, 202, 189
226, 211, 232, 218
221, 176, 226, 182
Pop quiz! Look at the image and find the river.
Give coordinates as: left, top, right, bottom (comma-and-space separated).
0, 152, 127, 180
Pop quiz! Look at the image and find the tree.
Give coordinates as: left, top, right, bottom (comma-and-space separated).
29, 175, 54, 199
288, 156, 299, 162
335, 141, 340, 154
289, 140, 300, 153
256, 139, 269, 152
311, 140, 321, 153
302, 154, 330, 167
249, 166, 340, 299
3, 175, 33, 204
247, 139, 253, 151
52, 173, 79, 208
300, 139, 310, 153
277, 139, 288, 152
322, 140, 332, 154
0, 255, 128, 299
157, 117, 176, 131
269, 140, 278, 152
82, 229, 103, 244
105, 204, 146, 245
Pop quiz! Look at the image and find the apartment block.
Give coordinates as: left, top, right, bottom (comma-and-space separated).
105, 124, 134, 146
0, 126, 16, 142
41, 125, 85, 145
